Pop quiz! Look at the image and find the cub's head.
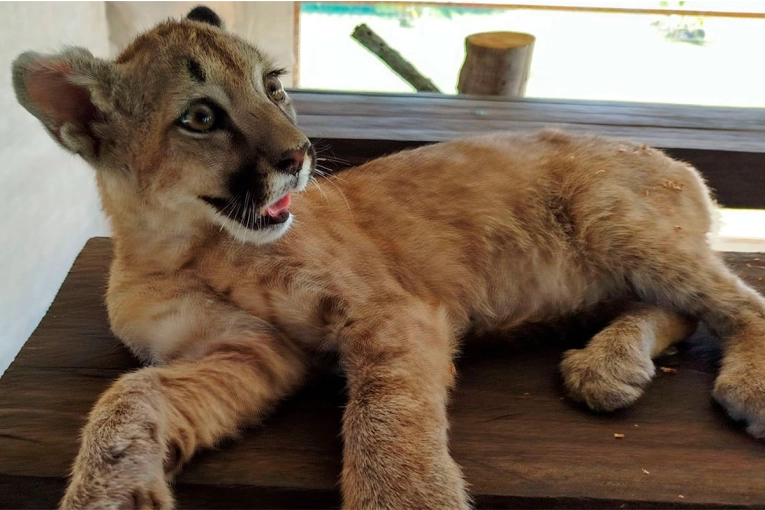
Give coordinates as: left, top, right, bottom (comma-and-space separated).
12, 6, 314, 245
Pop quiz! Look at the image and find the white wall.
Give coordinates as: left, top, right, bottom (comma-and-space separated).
107, 2, 297, 86
0, 2, 296, 376
0, 2, 111, 375
238, 1, 297, 86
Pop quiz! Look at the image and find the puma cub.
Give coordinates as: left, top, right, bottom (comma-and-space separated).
13, 6, 765, 509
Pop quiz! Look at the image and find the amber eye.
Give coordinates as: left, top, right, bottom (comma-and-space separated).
180, 102, 217, 132
265, 74, 286, 103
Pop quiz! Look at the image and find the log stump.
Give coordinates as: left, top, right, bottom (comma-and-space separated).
457, 32, 535, 97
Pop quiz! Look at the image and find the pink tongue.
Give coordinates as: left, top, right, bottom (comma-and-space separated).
265, 193, 291, 217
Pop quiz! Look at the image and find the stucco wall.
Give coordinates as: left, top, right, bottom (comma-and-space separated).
106, 2, 297, 85
0, 2, 111, 375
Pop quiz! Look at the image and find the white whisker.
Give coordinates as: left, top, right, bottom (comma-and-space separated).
239, 191, 252, 246
224, 195, 242, 258
316, 164, 347, 183
321, 173, 353, 218
311, 176, 329, 204
316, 155, 351, 167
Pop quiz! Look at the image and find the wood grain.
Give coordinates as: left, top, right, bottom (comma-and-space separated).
291, 91, 765, 133
2, 239, 765, 508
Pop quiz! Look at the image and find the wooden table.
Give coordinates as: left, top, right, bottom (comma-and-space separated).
2, 238, 765, 508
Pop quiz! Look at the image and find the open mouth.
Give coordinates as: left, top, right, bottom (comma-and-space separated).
261, 193, 292, 226
202, 192, 292, 230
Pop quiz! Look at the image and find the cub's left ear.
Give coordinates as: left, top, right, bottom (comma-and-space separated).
12, 47, 116, 163
186, 5, 224, 29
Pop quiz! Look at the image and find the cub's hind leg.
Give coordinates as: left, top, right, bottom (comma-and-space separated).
564, 151, 765, 436
628, 249, 765, 438
561, 304, 696, 411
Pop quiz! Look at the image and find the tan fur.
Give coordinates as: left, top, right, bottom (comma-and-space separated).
12, 10, 765, 510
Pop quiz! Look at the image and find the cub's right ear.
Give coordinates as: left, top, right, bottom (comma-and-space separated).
12, 48, 116, 163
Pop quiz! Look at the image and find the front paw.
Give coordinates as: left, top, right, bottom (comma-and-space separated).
560, 347, 655, 412
713, 361, 765, 439
63, 480, 171, 510
61, 420, 173, 509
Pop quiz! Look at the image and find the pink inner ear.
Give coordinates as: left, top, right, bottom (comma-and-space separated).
25, 61, 98, 134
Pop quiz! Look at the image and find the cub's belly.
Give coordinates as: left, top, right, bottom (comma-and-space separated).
470, 255, 617, 334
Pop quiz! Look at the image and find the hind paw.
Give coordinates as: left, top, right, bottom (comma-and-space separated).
713, 362, 765, 439
561, 347, 655, 412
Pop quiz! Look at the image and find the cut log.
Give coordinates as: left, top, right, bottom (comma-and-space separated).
352, 24, 441, 93
457, 32, 535, 97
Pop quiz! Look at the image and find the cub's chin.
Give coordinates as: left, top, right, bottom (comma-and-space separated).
205, 192, 295, 245
213, 212, 294, 245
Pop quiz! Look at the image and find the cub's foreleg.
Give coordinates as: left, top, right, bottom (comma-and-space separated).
60, 336, 307, 510
339, 300, 468, 510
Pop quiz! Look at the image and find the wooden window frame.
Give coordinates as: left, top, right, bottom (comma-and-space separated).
293, 0, 765, 88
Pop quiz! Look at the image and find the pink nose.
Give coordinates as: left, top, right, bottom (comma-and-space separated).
276, 147, 308, 175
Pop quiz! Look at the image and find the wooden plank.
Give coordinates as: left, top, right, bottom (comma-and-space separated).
292, 90, 765, 133
8, 238, 135, 371
665, 149, 765, 209
298, 115, 765, 152
0, 475, 341, 510
2, 240, 765, 508
310, 138, 765, 210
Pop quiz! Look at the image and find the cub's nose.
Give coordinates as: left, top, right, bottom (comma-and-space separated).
275, 144, 309, 175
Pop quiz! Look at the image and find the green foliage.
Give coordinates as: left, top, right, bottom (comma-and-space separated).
660, 1, 687, 7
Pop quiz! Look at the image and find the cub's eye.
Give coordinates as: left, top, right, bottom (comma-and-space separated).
179, 102, 217, 132
265, 74, 286, 103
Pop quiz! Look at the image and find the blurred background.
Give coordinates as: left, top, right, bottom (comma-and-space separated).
299, 1, 765, 106
1, 0, 764, 376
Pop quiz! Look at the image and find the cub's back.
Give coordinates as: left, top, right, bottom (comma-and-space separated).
287, 129, 715, 327
299, 129, 713, 257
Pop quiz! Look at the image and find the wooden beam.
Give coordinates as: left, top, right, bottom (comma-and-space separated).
292, 1, 301, 86
289, 91, 765, 152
